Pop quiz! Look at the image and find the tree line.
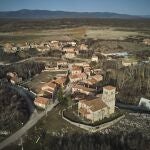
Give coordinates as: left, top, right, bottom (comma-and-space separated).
104, 63, 150, 104
0, 84, 29, 133
22, 131, 150, 150
0, 61, 45, 80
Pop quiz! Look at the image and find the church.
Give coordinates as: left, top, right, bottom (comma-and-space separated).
78, 86, 116, 123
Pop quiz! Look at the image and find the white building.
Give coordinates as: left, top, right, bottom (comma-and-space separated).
139, 97, 150, 110
91, 55, 99, 62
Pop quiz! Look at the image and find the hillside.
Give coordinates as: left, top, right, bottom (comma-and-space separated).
0, 9, 143, 19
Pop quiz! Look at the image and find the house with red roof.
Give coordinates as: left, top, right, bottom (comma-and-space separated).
34, 97, 49, 109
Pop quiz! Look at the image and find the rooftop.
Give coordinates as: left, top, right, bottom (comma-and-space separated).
73, 84, 96, 92
53, 77, 66, 85
47, 82, 57, 89
80, 98, 108, 112
72, 65, 82, 71
92, 75, 103, 82
34, 97, 49, 105
103, 85, 116, 91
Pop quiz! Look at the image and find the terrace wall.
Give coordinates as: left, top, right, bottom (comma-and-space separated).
62, 109, 125, 132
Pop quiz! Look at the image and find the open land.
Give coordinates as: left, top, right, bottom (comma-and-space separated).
0, 19, 150, 43
0, 18, 150, 150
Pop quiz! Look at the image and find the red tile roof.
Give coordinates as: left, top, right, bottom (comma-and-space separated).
92, 75, 103, 82
72, 65, 82, 71
70, 73, 87, 80
103, 85, 116, 91
53, 77, 66, 85
34, 97, 49, 105
73, 84, 95, 92
79, 107, 90, 115
47, 82, 57, 89
80, 98, 108, 112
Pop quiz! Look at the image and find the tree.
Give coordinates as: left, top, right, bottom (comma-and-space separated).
57, 88, 64, 103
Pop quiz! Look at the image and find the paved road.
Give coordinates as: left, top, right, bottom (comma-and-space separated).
0, 56, 59, 66
0, 101, 59, 150
64, 82, 72, 96
116, 102, 150, 113
116, 102, 140, 111
72, 57, 90, 62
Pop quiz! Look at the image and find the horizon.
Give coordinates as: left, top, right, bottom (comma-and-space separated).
0, 0, 150, 16
0, 9, 149, 16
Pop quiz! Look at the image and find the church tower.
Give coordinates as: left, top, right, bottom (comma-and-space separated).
102, 85, 116, 114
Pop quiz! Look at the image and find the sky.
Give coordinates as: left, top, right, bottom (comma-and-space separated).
0, 0, 150, 15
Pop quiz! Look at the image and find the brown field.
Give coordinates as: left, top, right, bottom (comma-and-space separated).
0, 25, 149, 44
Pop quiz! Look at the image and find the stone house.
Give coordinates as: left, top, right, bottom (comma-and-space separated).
50, 41, 61, 50
78, 85, 116, 122
52, 77, 67, 88
63, 46, 76, 53
65, 51, 76, 58
71, 65, 83, 75
41, 82, 57, 99
57, 61, 68, 69
78, 98, 109, 123
82, 75, 103, 89
72, 84, 96, 96
69, 73, 87, 83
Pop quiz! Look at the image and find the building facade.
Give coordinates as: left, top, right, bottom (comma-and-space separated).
78, 85, 116, 122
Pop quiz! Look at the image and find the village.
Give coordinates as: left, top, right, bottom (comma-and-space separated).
3, 39, 150, 131
0, 31, 150, 150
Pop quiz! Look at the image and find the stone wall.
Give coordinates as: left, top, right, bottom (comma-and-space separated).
62, 109, 125, 132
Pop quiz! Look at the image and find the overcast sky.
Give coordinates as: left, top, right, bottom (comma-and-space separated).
0, 0, 150, 15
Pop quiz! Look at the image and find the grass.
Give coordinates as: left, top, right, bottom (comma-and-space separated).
3, 104, 86, 150
3, 104, 85, 150
0, 26, 86, 44
0, 25, 150, 44
34, 104, 85, 134
86, 27, 139, 40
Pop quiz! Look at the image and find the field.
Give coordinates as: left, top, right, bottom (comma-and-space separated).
0, 18, 150, 43
0, 26, 148, 43
86, 27, 140, 40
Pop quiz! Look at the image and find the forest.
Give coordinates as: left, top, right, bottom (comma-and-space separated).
16, 131, 149, 150
0, 61, 45, 80
0, 46, 40, 62
104, 63, 150, 104
0, 84, 29, 133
